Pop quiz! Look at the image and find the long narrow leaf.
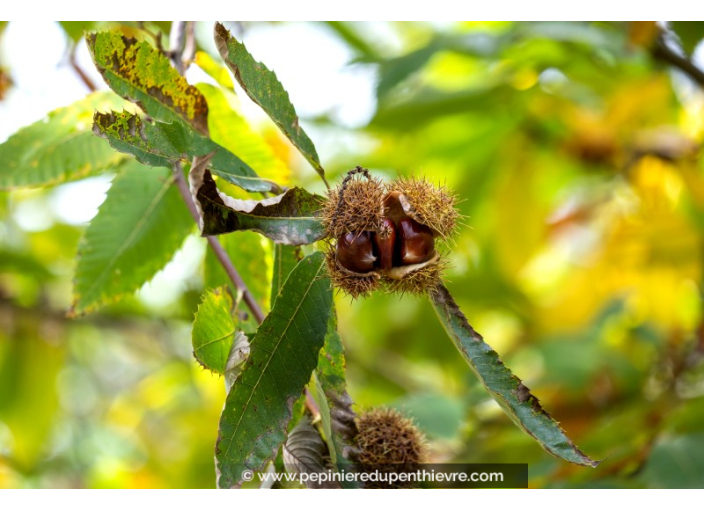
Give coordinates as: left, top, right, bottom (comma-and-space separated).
430, 283, 599, 467
215, 251, 332, 488
214, 22, 327, 186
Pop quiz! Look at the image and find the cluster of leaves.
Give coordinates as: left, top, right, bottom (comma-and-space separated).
2, 21, 704, 488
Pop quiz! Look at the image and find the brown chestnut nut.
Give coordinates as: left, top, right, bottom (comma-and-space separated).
398, 217, 435, 265
373, 218, 396, 271
337, 231, 377, 273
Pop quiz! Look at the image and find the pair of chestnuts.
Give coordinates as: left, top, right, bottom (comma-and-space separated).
322, 167, 458, 297
336, 217, 435, 274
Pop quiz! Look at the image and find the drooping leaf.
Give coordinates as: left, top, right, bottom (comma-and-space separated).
430, 283, 599, 467
92, 110, 275, 193
214, 22, 327, 186
215, 251, 332, 488
192, 161, 325, 245
71, 160, 193, 315
0, 92, 125, 190
86, 30, 209, 135
198, 83, 291, 186
283, 416, 340, 489
225, 331, 251, 393
271, 245, 302, 305
192, 286, 236, 375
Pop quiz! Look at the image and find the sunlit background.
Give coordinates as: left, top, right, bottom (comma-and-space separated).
1, 21, 704, 488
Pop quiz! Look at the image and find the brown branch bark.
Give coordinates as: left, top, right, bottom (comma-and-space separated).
69, 45, 97, 92
172, 162, 266, 324
652, 34, 704, 90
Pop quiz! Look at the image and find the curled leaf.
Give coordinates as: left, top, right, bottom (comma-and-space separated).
283, 416, 340, 489
191, 158, 326, 245
225, 331, 251, 392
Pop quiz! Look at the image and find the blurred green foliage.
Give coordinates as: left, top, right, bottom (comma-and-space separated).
1, 21, 704, 488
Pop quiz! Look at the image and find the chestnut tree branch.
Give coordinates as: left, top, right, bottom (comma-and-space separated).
69, 44, 97, 92
652, 33, 704, 90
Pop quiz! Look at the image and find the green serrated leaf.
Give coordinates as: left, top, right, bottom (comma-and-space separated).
87, 30, 209, 134
192, 286, 236, 374
215, 251, 332, 488
430, 283, 599, 468
195, 167, 325, 245
71, 160, 193, 315
92, 110, 274, 193
0, 92, 125, 190
271, 245, 302, 305
214, 22, 327, 186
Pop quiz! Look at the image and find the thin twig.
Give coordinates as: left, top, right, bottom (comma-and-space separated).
183, 22, 197, 67
169, 21, 187, 75
652, 33, 704, 89
69, 44, 97, 92
172, 162, 266, 324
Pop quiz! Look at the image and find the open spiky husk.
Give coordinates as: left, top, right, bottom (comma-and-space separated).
385, 178, 459, 240
322, 173, 385, 239
382, 252, 447, 296
355, 407, 428, 488
325, 246, 381, 299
